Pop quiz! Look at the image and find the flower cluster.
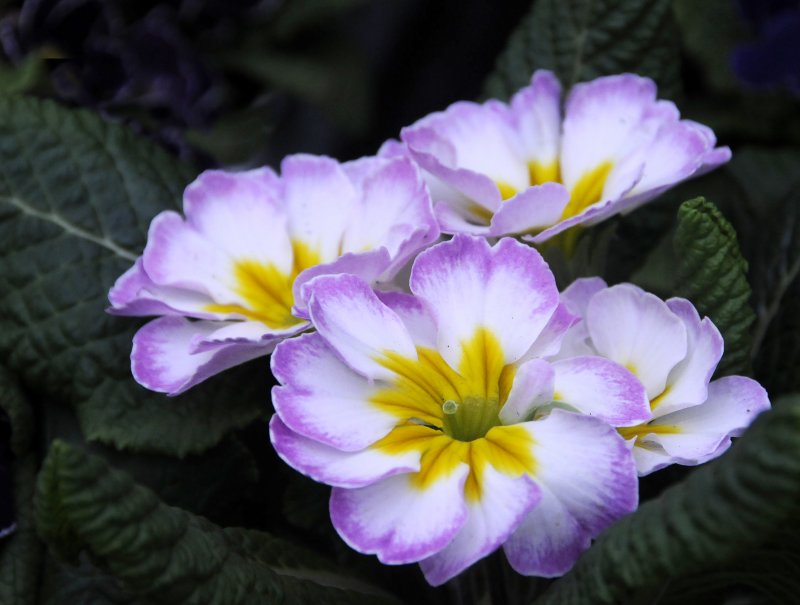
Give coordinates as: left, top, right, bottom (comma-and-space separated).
110, 70, 769, 585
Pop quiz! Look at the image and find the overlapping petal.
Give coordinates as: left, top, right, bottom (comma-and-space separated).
109, 154, 438, 393
557, 279, 771, 476
270, 236, 641, 585
503, 410, 637, 577
399, 70, 729, 240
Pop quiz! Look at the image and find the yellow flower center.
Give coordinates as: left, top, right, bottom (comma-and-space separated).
204, 240, 321, 329
368, 328, 537, 501
493, 159, 615, 224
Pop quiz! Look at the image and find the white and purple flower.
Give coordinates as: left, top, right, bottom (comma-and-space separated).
270, 235, 650, 585
108, 154, 439, 395
385, 70, 730, 241
555, 278, 771, 475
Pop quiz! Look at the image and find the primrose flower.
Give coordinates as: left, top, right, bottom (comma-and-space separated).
269, 235, 650, 585
555, 278, 771, 475
388, 70, 730, 241
108, 154, 438, 395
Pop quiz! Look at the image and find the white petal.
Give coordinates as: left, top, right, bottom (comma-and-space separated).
499, 359, 555, 425
651, 298, 723, 417
305, 274, 417, 381
420, 468, 540, 586
586, 284, 687, 399
410, 235, 558, 368
269, 416, 420, 488
330, 467, 470, 564
271, 332, 398, 452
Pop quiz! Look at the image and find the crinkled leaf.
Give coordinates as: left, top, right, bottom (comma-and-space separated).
658, 523, 800, 605
34, 440, 398, 605
0, 454, 43, 605
484, 0, 681, 100
535, 397, 800, 604
0, 95, 267, 456
0, 366, 33, 456
673, 197, 755, 376
750, 188, 800, 394
42, 557, 148, 605
700, 148, 800, 393
0, 367, 42, 605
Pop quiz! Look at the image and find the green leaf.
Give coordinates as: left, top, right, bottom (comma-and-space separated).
0, 454, 44, 605
0, 366, 43, 605
0, 366, 34, 456
484, 0, 681, 100
34, 440, 399, 605
42, 558, 148, 605
657, 523, 800, 604
535, 396, 800, 604
0, 95, 267, 456
673, 198, 755, 376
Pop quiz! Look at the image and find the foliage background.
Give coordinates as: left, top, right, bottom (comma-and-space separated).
0, 0, 799, 603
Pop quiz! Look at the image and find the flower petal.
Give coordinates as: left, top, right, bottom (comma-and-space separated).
586, 284, 687, 399
410, 235, 559, 368
628, 121, 724, 197
499, 359, 555, 425
521, 303, 580, 360
108, 258, 213, 317
488, 183, 570, 237
560, 74, 657, 192
504, 410, 637, 576
340, 155, 439, 277
636, 376, 770, 474
434, 202, 493, 235
552, 356, 650, 426
292, 248, 391, 318
420, 468, 540, 586
510, 70, 562, 168
402, 100, 528, 206
281, 154, 358, 262
561, 277, 608, 319
271, 332, 398, 452
305, 274, 417, 381
269, 415, 420, 488
650, 298, 723, 417
376, 291, 438, 350
131, 316, 272, 395
330, 466, 470, 565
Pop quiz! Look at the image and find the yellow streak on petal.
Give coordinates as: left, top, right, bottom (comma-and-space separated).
464, 425, 537, 502
496, 182, 519, 201
650, 385, 670, 411
204, 240, 321, 329
559, 161, 614, 220
373, 423, 536, 502
372, 348, 465, 427
528, 160, 561, 187
457, 328, 508, 401
618, 422, 682, 445
372, 328, 511, 423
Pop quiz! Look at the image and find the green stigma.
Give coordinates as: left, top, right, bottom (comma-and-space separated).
441, 396, 501, 442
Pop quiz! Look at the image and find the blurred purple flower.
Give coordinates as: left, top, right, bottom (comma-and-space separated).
0, 0, 263, 128
732, 0, 800, 94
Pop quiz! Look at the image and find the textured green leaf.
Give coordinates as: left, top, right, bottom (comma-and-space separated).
0, 95, 267, 456
484, 0, 681, 100
0, 454, 43, 605
0, 367, 42, 605
34, 440, 398, 605
658, 523, 800, 605
535, 397, 800, 604
42, 558, 148, 605
673, 198, 756, 376
701, 148, 800, 394
0, 366, 33, 456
